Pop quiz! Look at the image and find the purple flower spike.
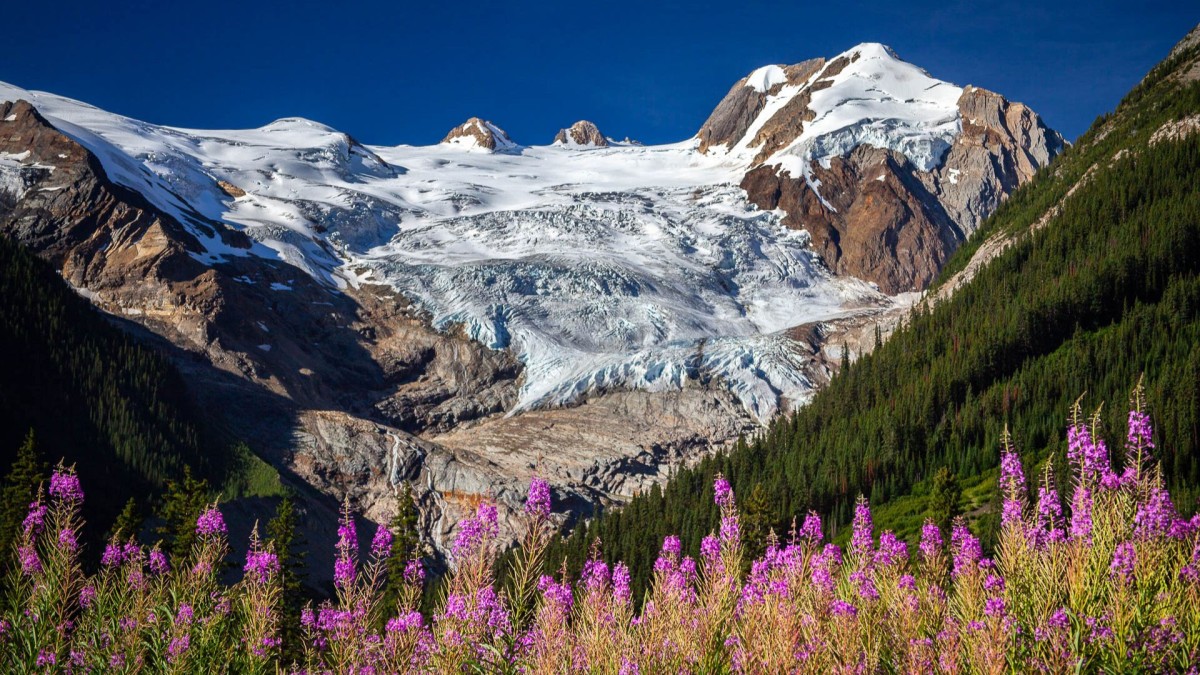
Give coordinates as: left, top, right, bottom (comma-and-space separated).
244, 548, 280, 584
999, 447, 1026, 528
49, 469, 84, 503
22, 501, 46, 536
800, 511, 823, 546
195, 506, 226, 538
919, 520, 942, 561
851, 497, 873, 557
526, 477, 551, 517
1110, 541, 1136, 585
371, 524, 393, 559
148, 549, 169, 576
612, 562, 632, 602
713, 475, 734, 509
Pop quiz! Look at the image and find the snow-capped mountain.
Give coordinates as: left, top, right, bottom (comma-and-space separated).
0, 68, 901, 422
0, 42, 1062, 552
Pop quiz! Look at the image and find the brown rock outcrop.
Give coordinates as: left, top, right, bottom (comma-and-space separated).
440, 117, 517, 151
553, 120, 608, 147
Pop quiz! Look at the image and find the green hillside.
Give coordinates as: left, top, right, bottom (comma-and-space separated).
545, 39, 1200, 600
0, 234, 278, 541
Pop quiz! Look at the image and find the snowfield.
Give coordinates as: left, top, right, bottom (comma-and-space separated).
0, 43, 958, 421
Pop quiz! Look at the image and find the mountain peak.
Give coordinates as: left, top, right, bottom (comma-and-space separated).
553, 120, 608, 148
440, 117, 518, 152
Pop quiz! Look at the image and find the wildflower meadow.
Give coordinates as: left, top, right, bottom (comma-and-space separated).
2, 383, 1199, 673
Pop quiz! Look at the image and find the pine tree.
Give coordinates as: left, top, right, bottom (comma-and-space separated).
840, 341, 851, 373
155, 466, 211, 559
267, 494, 307, 665
109, 497, 142, 541
929, 467, 961, 535
0, 430, 46, 565
384, 482, 422, 614
741, 483, 773, 561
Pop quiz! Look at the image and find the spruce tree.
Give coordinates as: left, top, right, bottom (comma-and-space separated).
383, 482, 422, 613
929, 467, 961, 535
109, 497, 143, 541
155, 466, 211, 559
267, 494, 307, 665
0, 430, 46, 565
741, 483, 773, 561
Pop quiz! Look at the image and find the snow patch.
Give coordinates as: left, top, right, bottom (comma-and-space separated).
745, 65, 787, 93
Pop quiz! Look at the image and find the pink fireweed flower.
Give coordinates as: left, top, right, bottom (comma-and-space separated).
49, 468, 84, 503
101, 542, 124, 567
1110, 542, 1136, 585
1135, 487, 1182, 539
175, 603, 194, 626
661, 535, 682, 559
244, 548, 280, 584
1126, 408, 1155, 470
58, 527, 78, 553
18, 545, 41, 576
984, 596, 1007, 617
1069, 485, 1093, 543
478, 502, 499, 537
167, 635, 190, 662
333, 555, 355, 590
829, 599, 858, 617
148, 549, 169, 576
875, 531, 908, 567
983, 573, 1005, 593
720, 514, 740, 544
1067, 424, 1109, 484
1034, 479, 1066, 546
451, 501, 499, 561
36, 651, 56, 667
700, 534, 721, 562
951, 520, 981, 578
79, 585, 96, 609
850, 569, 879, 600
713, 474, 734, 508
538, 575, 574, 614
582, 558, 609, 592
999, 447, 1026, 528
336, 506, 357, 551
799, 511, 823, 546
195, 506, 226, 538
526, 476, 552, 517
22, 500, 45, 536
850, 497, 873, 558
404, 558, 425, 585
370, 523, 392, 559
386, 610, 424, 633
919, 520, 942, 561
612, 561, 632, 602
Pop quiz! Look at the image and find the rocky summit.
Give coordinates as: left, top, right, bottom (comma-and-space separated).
0, 42, 1062, 562
553, 120, 608, 147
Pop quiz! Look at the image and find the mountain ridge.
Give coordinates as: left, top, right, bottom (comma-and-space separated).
0, 42, 1062, 561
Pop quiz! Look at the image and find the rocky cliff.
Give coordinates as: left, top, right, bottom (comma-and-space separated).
701, 45, 1065, 293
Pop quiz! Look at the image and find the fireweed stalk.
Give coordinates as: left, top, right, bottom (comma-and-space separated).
2, 383, 1200, 672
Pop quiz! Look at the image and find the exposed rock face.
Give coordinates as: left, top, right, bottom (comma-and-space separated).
553, 120, 608, 147
706, 48, 1065, 293
440, 117, 518, 152
697, 59, 824, 154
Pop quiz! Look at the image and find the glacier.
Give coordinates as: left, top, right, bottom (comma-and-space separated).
0, 42, 963, 421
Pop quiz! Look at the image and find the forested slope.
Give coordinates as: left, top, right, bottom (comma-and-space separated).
0, 233, 223, 526
545, 36, 1200, 600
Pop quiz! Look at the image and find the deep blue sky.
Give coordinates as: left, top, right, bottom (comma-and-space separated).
1, 1, 1196, 146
